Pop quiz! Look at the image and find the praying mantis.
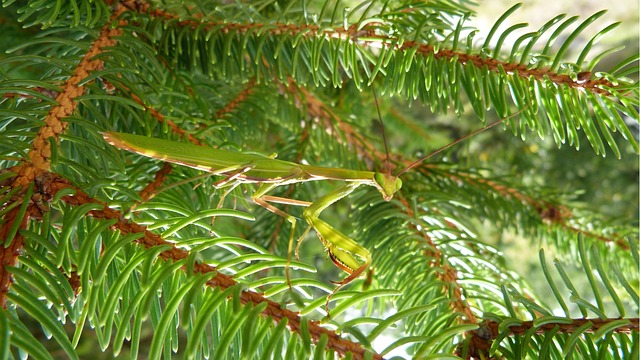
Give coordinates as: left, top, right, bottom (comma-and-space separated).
102, 92, 523, 311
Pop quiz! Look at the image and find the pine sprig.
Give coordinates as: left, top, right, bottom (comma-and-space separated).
0, 1, 637, 359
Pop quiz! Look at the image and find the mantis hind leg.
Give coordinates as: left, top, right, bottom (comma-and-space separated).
210, 165, 255, 227
252, 183, 310, 289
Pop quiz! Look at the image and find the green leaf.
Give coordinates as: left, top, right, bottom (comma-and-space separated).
0, 309, 9, 360
7, 288, 78, 360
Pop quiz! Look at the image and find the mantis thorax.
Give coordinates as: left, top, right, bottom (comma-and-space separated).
373, 172, 402, 201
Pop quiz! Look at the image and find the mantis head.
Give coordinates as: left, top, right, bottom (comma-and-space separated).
373, 172, 402, 201
370, 85, 403, 202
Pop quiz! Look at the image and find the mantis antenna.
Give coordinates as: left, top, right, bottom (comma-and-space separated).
371, 83, 392, 176
396, 107, 529, 177
371, 84, 527, 178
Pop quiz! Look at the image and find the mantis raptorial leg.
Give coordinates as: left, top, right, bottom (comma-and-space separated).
251, 181, 370, 309
301, 183, 372, 302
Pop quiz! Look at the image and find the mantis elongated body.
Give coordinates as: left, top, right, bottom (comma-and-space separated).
102, 132, 401, 293
103, 104, 521, 313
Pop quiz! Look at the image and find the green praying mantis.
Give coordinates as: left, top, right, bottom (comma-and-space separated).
103, 92, 524, 312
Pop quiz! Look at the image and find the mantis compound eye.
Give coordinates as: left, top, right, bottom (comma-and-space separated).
394, 177, 403, 192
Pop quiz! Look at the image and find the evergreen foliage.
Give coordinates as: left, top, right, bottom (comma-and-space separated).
0, 1, 638, 359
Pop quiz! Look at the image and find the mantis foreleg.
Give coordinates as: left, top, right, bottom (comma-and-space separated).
301, 183, 372, 314
252, 182, 372, 314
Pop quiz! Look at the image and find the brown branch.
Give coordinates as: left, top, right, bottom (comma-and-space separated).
41, 174, 382, 360
489, 317, 640, 336
436, 169, 631, 250
1, 2, 129, 307
138, 162, 173, 203
397, 197, 478, 325
0, 206, 31, 308
2, 87, 59, 100
560, 220, 630, 250
467, 317, 640, 358
67, 270, 81, 296
12, 6, 127, 188
127, 90, 203, 146
390, 41, 615, 96
123, 4, 621, 98
282, 78, 387, 167
215, 77, 257, 120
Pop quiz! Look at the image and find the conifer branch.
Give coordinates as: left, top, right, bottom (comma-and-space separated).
282, 78, 387, 165
125, 1, 624, 98
455, 171, 631, 250
465, 317, 640, 358
12, 6, 126, 187
214, 78, 257, 121
1, 2, 128, 308
396, 196, 478, 324
38, 173, 383, 360
137, 163, 173, 203
484, 317, 640, 336
1, 1, 635, 357
127, 88, 204, 146
0, 206, 30, 308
